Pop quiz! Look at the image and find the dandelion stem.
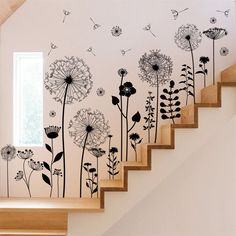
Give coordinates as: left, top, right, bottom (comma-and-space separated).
50, 139, 54, 198
27, 170, 34, 197
108, 137, 111, 179
80, 132, 89, 198
154, 77, 159, 143
62, 84, 69, 198
57, 175, 59, 198
125, 97, 130, 161
213, 39, 215, 85
188, 41, 195, 103
120, 75, 124, 162
6, 159, 9, 198
96, 157, 99, 198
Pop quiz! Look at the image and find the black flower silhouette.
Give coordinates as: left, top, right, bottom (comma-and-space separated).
110, 147, 118, 154
111, 26, 122, 37
129, 133, 142, 161
44, 126, 61, 139
45, 56, 93, 197
196, 57, 210, 88
203, 27, 228, 84
1, 144, 16, 197
199, 56, 210, 64
175, 24, 202, 52
119, 82, 136, 97
139, 50, 173, 142
69, 108, 109, 198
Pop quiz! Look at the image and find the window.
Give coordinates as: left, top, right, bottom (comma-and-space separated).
13, 52, 43, 146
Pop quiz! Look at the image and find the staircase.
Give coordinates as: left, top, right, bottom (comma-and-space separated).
0, 64, 236, 235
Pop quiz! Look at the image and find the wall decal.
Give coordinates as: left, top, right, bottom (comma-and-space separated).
45, 56, 93, 198
96, 88, 105, 96
48, 42, 58, 56
121, 49, 131, 56
107, 147, 119, 179
83, 163, 98, 198
112, 75, 141, 161
196, 57, 210, 88
210, 17, 217, 24
15, 150, 43, 197
179, 64, 194, 105
139, 50, 173, 143
87, 47, 96, 56
203, 27, 228, 84
89, 147, 106, 198
129, 133, 142, 161
143, 91, 155, 143
49, 110, 56, 117
171, 8, 189, 20
63, 10, 71, 23
53, 169, 62, 198
1, 145, 16, 197
111, 26, 122, 37
160, 80, 181, 124
220, 47, 229, 56
43, 126, 62, 197
89, 17, 101, 30
216, 9, 230, 17
175, 24, 202, 103
69, 108, 110, 198
143, 24, 156, 38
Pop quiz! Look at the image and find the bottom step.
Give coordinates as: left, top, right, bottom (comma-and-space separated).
0, 230, 67, 236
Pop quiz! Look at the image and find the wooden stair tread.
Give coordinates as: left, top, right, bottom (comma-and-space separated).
0, 198, 102, 212
0, 229, 67, 236
100, 180, 123, 188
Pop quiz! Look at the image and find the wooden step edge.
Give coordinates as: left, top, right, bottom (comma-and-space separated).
0, 229, 67, 236
221, 64, 236, 82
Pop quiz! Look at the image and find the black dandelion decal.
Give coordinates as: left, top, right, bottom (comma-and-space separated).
69, 108, 109, 198
96, 88, 105, 96
48, 42, 58, 56
175, 24, 202, 103
45, 56, 93, 198
111, 26, 122, 37
220, 47, 229, 56
1, 145, 16, 197
139, 50, 173, 143
210, 17, 217, 24
216, 9, 230, 17
121, 49, 131, 56
203, 27, 227, 84
87, 47, 96, 56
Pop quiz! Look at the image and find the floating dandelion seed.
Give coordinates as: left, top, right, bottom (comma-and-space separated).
63, 10, 71, 23
48, 42, 58, 56
49, 110, 56, 117
121, 49, 131, 56
216, 9, 230, 17
111, 26, 122, 37
143, 24, 156, 38
171, 8, 189, 20
87, 47, 96, 56
90, 17, 101, 30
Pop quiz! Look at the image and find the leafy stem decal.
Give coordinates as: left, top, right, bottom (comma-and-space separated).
143, 91, 155, 143
83, 163, 98, 198
107, 147, 120, 179
179, 64, 194, 105
160, 80, 181, 124
196, 57, 210, 88
43, 126, 63, 197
